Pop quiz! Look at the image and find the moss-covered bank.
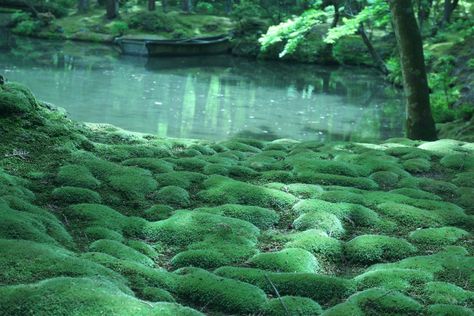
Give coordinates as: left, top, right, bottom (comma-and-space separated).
0, 82, 473, 315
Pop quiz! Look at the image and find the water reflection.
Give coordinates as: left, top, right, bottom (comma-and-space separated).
0, 35, 405, 141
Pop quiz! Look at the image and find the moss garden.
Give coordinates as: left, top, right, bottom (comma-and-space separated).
0, 82, 473, 315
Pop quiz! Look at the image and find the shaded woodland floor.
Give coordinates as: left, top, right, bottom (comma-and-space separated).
0, 82, 473, 315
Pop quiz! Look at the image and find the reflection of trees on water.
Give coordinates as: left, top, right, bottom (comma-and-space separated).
0, 36, 405, 141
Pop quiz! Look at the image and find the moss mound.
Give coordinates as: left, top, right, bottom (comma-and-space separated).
214, 266, 355, 305
0, 82, 37, 116
0, 277, 202, 316
285, 229, 343, 261
345, 235, 417, 264
56, 165, 101, 189
426, 304, 474, 316
194, 204, 279, 229
249, 248, 320, 273
88, 239, 155, 267
174, 268, 268, 314
52, 186, 102, 205
153, 186, 190, 207
422, 281, 474, 305
198, 175, 296, 209
408, 226, 470, 245
293, 211, 345, 237
262, 296, 323, 316
122, 158, 174, 173
354, 268, 433, 291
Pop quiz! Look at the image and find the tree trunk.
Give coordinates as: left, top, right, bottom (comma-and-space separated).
389, 0, 437, 140
148, 0, 156, 11
78, 0, 89, 13
441, 0, 458, 27
417, 0, 432, 33
182, 0, 192, 12
358, 23, 388, 75
106, 0, 118, 19
162, 0, 168, 12
225, 0, 233, 14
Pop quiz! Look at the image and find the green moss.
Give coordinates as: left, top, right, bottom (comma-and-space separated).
171, 250, 229, 269
219, 140, 262, 153
229, 165, 260, 178
367, 247, 474, 288
172, 157, 208, 172
345, 235, 416, 264
108, 169, 158, 201
285, 183, 324, 198
319, 190, 365, 204
0, 239, 125, 287
354, 268, 433, 291
64, 204, 146, 238
175, 268, 267, 314
349, 205, 386, 228
418, 178, 460, 199
323, 288, 423, 316
293, 211, 345, 237
426, 304, 474, 316
260, 170, 294, 183
292, 199, 352, 218
144, 210, 259, 246
296, 172, 379, 190
262, 296, 323, 316
82, 252, 175, 292
214, 266, 355, 305
440, 153, 474, 171
390, 188, 441, 200
195, 204, 279, 229
287, 153, 364, 177
187, 235, 257, 264
89, 239, 154, 267
84, 226, 124, 242
52, 186, 102, 205
94, 144, 170, 162
249, 248, 320, 273
423, 281, 474, 305
376, 202, 443, 229
0, 82, 37, 116
141, 287, 176, 302
369, 171, 400, 189
122, 158, 174, 173
285, 229, 343, 261
126, 240, 160, 260
202, 163, 230, 176
153, 186, 190, 208
155, 171, 207, 189
197, 175, 296, 209
452, 172, 474, 187
0, 277, 202, 316
143, 204, 174, 221
403, 158, 431, 173
408, 227, 470, 245
57, 165, 100, 189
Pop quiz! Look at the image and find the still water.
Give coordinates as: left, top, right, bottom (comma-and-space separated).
0, 34, 405, 141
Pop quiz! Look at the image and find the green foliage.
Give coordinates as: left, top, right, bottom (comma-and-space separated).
12, 20, 42, 36
259, 8, 332, 58
249, 248, 320, 273
426, 304, 474, 316
196, 2, 214, 14
423, 281, 474, 305
127, 11, 175, 32
175, 268, 267, 314
345, 235, 417, 264
109, 21, 129, 36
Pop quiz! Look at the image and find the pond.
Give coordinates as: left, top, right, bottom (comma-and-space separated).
0, 34, 405, 141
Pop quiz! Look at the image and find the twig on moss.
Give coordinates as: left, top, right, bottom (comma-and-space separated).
264, 273, 289, 316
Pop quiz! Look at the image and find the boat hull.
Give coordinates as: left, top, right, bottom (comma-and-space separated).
146, 38, 231, 57
115, 39, 148, 56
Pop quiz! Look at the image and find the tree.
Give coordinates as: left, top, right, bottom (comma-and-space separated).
389, 0, 437, 140
441, 0, 459, 27
182, 0, 193, 12
148, 0, 156, 11
225, 0, 233, 14
78, 0, 89, 13
106, 0, 119, 19
162, 0, 168, 12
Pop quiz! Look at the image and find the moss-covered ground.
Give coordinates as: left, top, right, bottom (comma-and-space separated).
1, 82, 473, 315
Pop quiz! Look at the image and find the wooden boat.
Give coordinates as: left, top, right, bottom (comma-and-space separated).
115, 37, 148, 56
145, 35, 231, 57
